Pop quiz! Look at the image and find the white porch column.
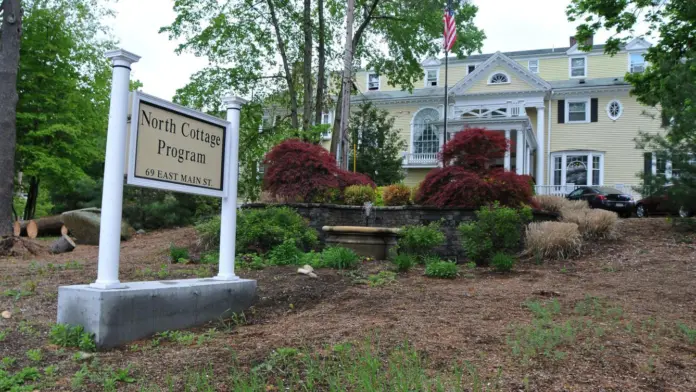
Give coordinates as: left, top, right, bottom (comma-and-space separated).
91, 49, 140, 290
516, 129, 525, 175
526, 145, 532, 175
535, 106, 546, 185
504, 129, 511, 171
217, 95, 247, 281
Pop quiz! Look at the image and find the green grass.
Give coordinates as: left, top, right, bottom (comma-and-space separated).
49, 324, 96, 352
424, 260, 458, 279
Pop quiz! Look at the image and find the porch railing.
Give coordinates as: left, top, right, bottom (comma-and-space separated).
403, 152, 438, 166
453, 100, 527, 120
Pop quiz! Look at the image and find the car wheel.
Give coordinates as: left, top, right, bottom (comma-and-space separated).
636, 204, 647, 218
678, 206, 694, 218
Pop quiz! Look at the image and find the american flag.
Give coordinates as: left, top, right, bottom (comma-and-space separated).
443, 8, 456, 52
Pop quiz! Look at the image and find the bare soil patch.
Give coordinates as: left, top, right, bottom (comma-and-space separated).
1, 218, 695, 391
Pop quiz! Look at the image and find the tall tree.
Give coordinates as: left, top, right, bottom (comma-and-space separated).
301, 0, 312, 131
567, 0, 696, 208
0, 0, 23, 236
313, 0, 326, 125
329, 0, 485, 156
14, 0, 113, 220
348, 102, 405, 185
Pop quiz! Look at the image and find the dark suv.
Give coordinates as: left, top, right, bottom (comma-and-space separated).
636, 185, 694, 218
566, 186, 635, 218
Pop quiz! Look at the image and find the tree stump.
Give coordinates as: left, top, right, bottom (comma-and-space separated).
61, 225, 68, 236
26, 220, 38, 239
12, 221, 20, 237
50, 235, 76, 254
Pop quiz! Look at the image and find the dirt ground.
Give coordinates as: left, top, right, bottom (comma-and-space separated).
1, 218, 695, 391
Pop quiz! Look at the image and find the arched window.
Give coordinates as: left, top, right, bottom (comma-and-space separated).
606, 100, 623, 120
489, 73, 509, 84
412, 108, 440, 154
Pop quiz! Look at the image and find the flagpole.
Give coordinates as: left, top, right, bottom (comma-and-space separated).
443, 0, 452, 153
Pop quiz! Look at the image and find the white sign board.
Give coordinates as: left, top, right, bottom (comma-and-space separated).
127, 92, 231, 197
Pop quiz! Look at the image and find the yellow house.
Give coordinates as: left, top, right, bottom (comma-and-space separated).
345, 37, 662, 195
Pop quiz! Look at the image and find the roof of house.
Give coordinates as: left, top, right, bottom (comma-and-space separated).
549, 77, 629, 90
443, 44, 609, 64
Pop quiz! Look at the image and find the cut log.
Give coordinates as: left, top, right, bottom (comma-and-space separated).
26, 220, 38, 239
19, 215, 64, 237
61, 208, 134, 245
0, 237, 46, 257
50, 235, 76, 254
61, 225, 68, 236
13, 221, 20, 237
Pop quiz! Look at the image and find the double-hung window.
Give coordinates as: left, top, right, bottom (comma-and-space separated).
630, 53, 646, 73
425, 69, 438, 87
567, 99, 589, 123
367, 73, 380, 91
570, 56, 587, 78
528, 59, 539, 73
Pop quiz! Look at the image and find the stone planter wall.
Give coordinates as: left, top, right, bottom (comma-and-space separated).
242, 203, 557, 261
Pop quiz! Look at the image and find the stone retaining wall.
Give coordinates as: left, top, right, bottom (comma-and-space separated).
242, 203, 557, 261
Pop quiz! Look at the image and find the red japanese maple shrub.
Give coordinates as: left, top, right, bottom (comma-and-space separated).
263, 139, 375, 203
416, 128, 534, 208
263, 139, 341, 202
440, 128, 508, 171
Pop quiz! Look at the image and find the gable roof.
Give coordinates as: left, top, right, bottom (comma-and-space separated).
448, 51, 552, 96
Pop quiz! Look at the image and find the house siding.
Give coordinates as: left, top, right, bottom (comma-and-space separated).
548, 95, 662, 187
404, 168, 430, 187
467, 67, 535, 93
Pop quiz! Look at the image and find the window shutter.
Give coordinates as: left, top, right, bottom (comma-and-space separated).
557, 100, 565, 124
643, 152, 653, 181
591, 98, 599, 122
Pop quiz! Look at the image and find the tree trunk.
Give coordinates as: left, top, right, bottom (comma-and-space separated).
22, 176, 38, 220
0, 0, 23, 237
266, 0, 299, 129
25, 219, 37, 238
338, 0, 355, 170
20, 215, 63, 237
49, 234, 76, 254
329, 0, 380, 158
314, 0, 325, 126
301, 0, 312, 131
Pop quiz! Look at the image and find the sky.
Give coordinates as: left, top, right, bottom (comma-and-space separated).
109, 0, 620, 101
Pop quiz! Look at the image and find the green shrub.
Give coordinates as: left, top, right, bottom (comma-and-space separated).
49, 324, 96, 352
196, 206, 318, 253
267, 240, 305, 266
169, 244, 190, 263
491, 252, 515, 272
424, 261, 458, 279
397, 222, 445, 259
382, 184, 411, 206
237, 254, 267, 270
321, 247, 360, 269
392, 253, 416, 272
458, 204, 532, 265
343, 185, 376, 206
374, 187, 385, 206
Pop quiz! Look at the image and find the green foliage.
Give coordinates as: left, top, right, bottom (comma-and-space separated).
49, 324, 96, 352
196, 207, 318, 254
343, 185, 376, 206
348, 103, 406, 186
397, 222, 446, 259
491, 253, 515, 273
320, 247, 360, 270
0, 366, 40, 391
459, 204, 532, 265
25, 349, 42, 363
267, 240, 305, 266
236, 254, 267, 270
677, 323, 696, 345
0, 330, 6, 342
424, 261, 458, 279
366, 271, 397, 287
392, 253, 416, 272
168, 244, 190, 263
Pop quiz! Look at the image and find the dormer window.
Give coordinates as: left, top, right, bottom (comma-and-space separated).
467, 64, 477, 74
367, 73, 380, 91
488, 73, 510, 84
570, 56, 587, 78
425, 69, 438, 87
528, 59, 539, 73
630, 53, 646, 73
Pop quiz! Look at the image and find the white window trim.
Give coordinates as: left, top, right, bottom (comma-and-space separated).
366, 72, 380, 91
487, 71, 511, 85
550, 151, 605, 186
569, 56, 588, 78
424, 68, 439, 87
528, 59, 539, 74
606, 100, 623, 121
565, 98, 591, 124
628, 51, 647, 73
409, 107, 442, 154
320, 111, 333, 140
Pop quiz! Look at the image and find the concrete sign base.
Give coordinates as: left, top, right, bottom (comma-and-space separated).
57, 278, 257, 349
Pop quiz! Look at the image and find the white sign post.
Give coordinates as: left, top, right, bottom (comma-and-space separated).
91, 49, 141, 289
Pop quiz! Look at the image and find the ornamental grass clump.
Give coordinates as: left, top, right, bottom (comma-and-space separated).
533, 195, 588, 215
343, 185, 377, 206
524, 221, 582, 260
424, 260, 458, 279
382, 184, 411, 206
491, 252, 515, 272
320, 247, 360, 269
561, 209, 618, 240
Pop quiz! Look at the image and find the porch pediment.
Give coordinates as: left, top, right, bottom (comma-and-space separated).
449, 52, 551, 96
